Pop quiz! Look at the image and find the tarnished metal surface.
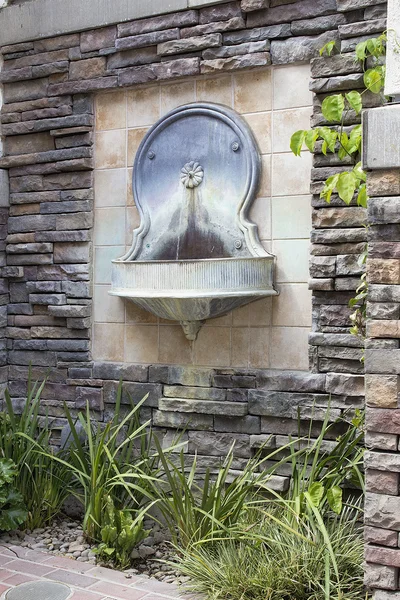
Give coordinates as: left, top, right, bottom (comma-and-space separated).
5, 581, 71, 600
111, 102, 277, 340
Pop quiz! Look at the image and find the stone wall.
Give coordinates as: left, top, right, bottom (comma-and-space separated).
362, 105, 400, 598
0, 1, 392, 592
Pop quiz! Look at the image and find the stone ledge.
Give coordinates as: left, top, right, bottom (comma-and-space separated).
0, 0, 230, 47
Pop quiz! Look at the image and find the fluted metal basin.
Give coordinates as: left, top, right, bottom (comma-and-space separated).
111, 256, 277, 340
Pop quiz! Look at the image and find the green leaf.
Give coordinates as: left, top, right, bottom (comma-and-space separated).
308, 482, 324, 508
357, 183, 368, 208
320, 40, 337, 57
0, 506, 28, 531
0, 459, 17, 486
304, 129, 319, 153
364, 67, 385, 94
318, 127, 338, 154
345, 91, 362, 115
321, 94, 345, 122
290, 130, 305, 156
355, 40, 368, 61
337, 171, 358, 205
353, 161, 366, 182
321, 173, 340, 204
338, 132, 349, 160
348, 124, 362, 155
327, 486, 343, 515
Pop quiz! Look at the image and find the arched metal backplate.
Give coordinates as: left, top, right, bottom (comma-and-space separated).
119, 102, 271, 262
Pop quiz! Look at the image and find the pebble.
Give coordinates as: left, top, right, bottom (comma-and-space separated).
0, 518, 183, 584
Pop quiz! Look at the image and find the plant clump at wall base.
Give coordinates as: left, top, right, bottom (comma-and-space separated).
0, 377, 367, 597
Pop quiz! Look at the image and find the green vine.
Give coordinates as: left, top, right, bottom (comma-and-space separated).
290, 34, 387, 344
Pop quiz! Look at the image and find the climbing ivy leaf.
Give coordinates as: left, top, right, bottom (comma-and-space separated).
357, 183, 368, 208
348, 125, 362, 155
318, 127, 338, 154
304, 129, 319, 153
345, 91, 362, 115
364, 67, 385, 93
290, 130, 306, 156
353, 161, 366, 182
321, 94, 345, 122
320, 40, 337, 57
321, 173, 340, 204
337, 171, 358, 205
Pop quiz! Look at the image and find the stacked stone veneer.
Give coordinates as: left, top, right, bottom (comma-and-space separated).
0, 0, 392, 582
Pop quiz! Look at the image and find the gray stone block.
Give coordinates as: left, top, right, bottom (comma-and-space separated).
163, 385, 226, 400
158, 33, 222, 56
159, 398, 247, 416
28, 293, 67, 305
365, 349, 400, 375
366, 301, 400, 320
214, 415, 260, 434
223, 23, 291, 44
247, 0, 337, 27
188, 431, 250, 457
153, 410, 214, 431
271, 31, 340, 64
203, 40, 268, 59
326, 373, 364, 396
118, 57, 200, 86
0, 171, 10, 208
117, 11, 198, 38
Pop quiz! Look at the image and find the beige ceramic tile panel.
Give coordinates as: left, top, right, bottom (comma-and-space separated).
93, 66, 313, 369
272, 283, 312, 327
273, 63, 313, 110
96, 91, 126, 131
270, 327, 309, 370
161, 81, 196, 115
127, 86, 161, 127
94, 169, 127, 208
94, 285, 125, 324
93, 323, 125, 362
95, 129, 126, 169
196, 76, 233, 106
272, 106, 313, 154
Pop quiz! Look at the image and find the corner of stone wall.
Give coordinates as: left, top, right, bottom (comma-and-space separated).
363, 102, 400, 598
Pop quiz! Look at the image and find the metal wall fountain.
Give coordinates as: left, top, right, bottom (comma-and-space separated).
110, 102, 277, 341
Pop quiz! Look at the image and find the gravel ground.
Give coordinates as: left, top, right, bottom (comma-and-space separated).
0, 519, 188, 585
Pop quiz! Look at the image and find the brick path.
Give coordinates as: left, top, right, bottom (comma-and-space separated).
0, 544, 183, 600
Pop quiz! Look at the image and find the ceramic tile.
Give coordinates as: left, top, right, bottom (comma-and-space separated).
126, 302, 158, 324
244, 112, 271, 154
161, 81, 196, 114
249, 327, 270, 368
96, 91, 126, 131
249, 196, 271, 240
94, 285, 125, 323
159, 325, 193, 364
127, 128, 149, 166
93, 323, 125, 362
94, 246, 125, 285
127, 86, 160, 127
125, 325, 159, 363
231, 327, 249, 368
94, 169, 126, 208
270, 327, 309, 370
271, 151, 312, 197
94, 208, 125, 246
272, 283, 312, 327
273, 63, 312, 110
272, 106, 313, 153
196, 76, 233, 106
273, 239, 310, 283
234, 69, 272, 113
258, 155, 271, 197
194, 327, 231, 367
95, 130, 126, 169
272, 195, 311, 239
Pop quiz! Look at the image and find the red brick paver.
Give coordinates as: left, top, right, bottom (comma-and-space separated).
0, 545, 184, 600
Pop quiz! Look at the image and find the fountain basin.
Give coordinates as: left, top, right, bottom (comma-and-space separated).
111, 256, 277, 340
